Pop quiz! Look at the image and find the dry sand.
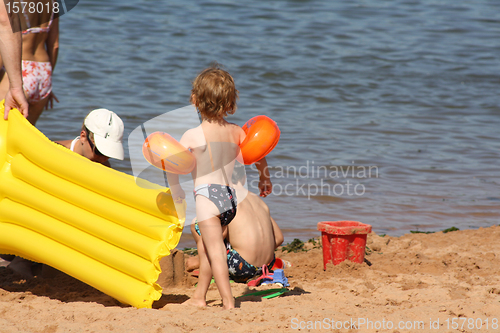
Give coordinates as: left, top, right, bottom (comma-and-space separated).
1, 226, 500, 333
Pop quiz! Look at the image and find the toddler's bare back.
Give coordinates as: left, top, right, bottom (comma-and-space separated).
181, 120, 245, 187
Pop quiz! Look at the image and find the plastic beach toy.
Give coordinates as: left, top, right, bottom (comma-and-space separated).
261, 269, 290, 287
240, 115, 280, 165
271, 257, 292, 270
272, 269, 289, 287
317, 221, 372, 269
238, 288, 288, 299
142, 131, 195, 174
247, 266, 290, 287
0, 102, 185, 308
247, 264, 273, 287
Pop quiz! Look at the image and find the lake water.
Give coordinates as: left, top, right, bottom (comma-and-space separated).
36, 0, 500, 248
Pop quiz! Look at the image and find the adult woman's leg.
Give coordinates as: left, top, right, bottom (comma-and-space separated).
26, 95, 49, 125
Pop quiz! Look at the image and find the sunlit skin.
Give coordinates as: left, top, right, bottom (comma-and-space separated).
55, 129, 111, 167
0, 0, 59, 124
0, 0, 29, 119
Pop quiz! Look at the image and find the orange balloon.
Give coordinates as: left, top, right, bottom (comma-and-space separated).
142, 132, 195, 174
240, 115, 280, 165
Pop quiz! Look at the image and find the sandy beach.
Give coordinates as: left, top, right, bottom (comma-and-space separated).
1, 226, 499, 333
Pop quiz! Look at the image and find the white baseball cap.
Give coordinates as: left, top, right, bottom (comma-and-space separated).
84, 109, 124, 160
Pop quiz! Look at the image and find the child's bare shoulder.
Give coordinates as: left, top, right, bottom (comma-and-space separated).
225, 122, 246, 144
249, 192, 270, 213
180, 126, 205, 148
224, 122, 244, 135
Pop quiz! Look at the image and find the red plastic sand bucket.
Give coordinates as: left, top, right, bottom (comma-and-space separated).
317, 221, 372, 269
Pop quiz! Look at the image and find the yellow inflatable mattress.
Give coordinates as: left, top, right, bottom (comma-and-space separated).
0, 103, 185, 308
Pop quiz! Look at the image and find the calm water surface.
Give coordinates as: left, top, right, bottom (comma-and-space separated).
36, 0, 500, 247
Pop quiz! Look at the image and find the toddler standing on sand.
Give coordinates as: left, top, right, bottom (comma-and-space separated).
171, 64, 270, 309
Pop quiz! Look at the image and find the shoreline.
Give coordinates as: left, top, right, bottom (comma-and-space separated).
176, 223, 485, 252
